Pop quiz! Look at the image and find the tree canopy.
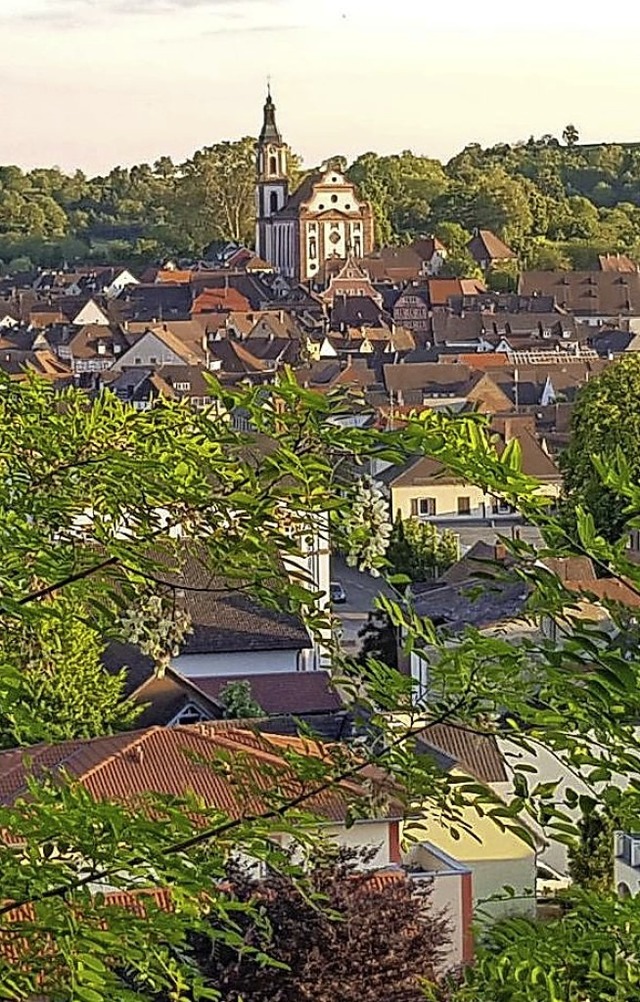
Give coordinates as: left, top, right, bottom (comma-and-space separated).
6, 131, 640, 266
3, 374, 640, 999
560, 353, 640, 541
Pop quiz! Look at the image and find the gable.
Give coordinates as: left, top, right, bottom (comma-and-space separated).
111, 330, 187, 369
72, 300, 109, 326
305, 170, 364, 216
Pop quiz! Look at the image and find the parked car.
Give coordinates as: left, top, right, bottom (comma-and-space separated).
536, 863, 571, 900
330, 581, 347, 604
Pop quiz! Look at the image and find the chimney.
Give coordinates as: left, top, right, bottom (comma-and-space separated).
495, 542, 507, 562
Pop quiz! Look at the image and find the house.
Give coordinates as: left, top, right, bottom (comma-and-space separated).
392, 286, 431, 334
427, 277, 486, 310
331, 294, 385, 331
467, 230, 517, 271
255, 90, 374, 281
485, 359, 608, 409
598, 253, 638, 274
320, 255, 383, 308
63, 323, 129, 372
379, 415, 561, 523
0, 725, 405, 873
519, 270, 640, 326
116, 283, 194, 323
110, 324, 206, 370
71, 298, 110, 327
381, 361, 513, 414
191, 287, 252, 314
412, 236, 448, 276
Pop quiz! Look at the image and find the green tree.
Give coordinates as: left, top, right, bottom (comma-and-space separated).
560, 353, 640, 540
0, 602, 138, 747
5, 373, 640, 999
523, 239, 571, 270
562, 124, 580, 147
485, 259, 520, 293
219, 680, 264, 719
348, 151, 449, 244
568, 807, 615, 894
173, 137, 258, 249
386, 514, 458, 582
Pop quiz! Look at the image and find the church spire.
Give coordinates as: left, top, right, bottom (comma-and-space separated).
259, 86, 282, 145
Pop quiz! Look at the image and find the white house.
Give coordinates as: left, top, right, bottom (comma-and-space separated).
72, 299, 110, 327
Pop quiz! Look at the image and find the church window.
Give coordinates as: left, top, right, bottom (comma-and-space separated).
270, 191, 279, 213
269, 155, 277, 175
318, 203, 325, 210
309, 239, 317, 258
331, 194, 338, 203
329, 231, 341, 245
331, 176, 338, 182
345, 203, 351, 210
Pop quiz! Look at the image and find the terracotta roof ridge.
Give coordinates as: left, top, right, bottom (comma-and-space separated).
64, 727, 163, 785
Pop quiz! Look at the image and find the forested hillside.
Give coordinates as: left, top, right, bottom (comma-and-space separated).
3, 126, 640, 269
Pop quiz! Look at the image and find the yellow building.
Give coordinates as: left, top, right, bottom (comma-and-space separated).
379, 418, 561, 524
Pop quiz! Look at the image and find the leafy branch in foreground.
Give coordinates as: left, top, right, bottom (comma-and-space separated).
1, 373, 640, 999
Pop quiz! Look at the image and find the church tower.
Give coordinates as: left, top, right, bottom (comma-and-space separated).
256, 87, 289, 263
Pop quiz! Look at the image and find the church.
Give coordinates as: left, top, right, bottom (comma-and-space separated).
255, 90, 375, 283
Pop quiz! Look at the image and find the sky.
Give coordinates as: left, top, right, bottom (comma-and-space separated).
2, 0, 640, 176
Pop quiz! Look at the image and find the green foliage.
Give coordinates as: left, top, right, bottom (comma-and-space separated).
5, 373, 640, 998
560, 353, 640, 540
357, 610, 399, 670
5, 133, 640, 263
486, 259, 520, 292
219, 680, 264, 720
567, 808, 615, 894
0, 601, 139, 747
435, 893, 640, 1001
347, 151, 449, 244
386, 513, 459, 582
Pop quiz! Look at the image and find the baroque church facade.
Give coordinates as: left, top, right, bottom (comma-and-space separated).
255, 90, 375, 283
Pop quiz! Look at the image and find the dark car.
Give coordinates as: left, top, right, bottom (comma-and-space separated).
330, 581, 347, 604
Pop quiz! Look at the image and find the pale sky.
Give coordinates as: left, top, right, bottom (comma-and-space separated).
2, 0, 640, 175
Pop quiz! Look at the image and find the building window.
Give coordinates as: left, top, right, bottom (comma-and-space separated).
172, 703, 207, 726
269, 155, 277, 175
331, 194, 338, 203
133, 357, 142, 364
492, 498, 514, 515
413, 497, 436, 517
457, 496, 471, 515
175, 381, 191, 391
149, 356, 158, 364
270, 191, 279, 213
318, 203, 325, 210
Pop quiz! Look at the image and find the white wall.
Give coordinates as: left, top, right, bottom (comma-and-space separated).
111, 331, 185, 370
105, 270, 138, 299
470, 857, 536, 921
324, 820, 394, 868
73, 300, 109, 326
172, 648, 301, 677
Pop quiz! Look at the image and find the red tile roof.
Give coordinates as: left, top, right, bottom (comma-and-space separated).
192, 671, 344, 715
0, 726, 397, 824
